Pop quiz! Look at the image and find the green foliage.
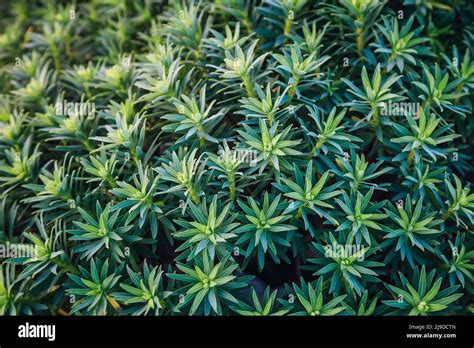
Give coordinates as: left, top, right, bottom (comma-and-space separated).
283, 277, 347, 316
383, 266, 463, 315
235, 192, 296, 271
112, 263, 173, 315
382, 195, 442, 266
274, 162, 343, 235
69, 202, 140, 261
334, 187, 387, 245
231, 286, 290, 316
306, 233, 384, 296
0, 0, 473, 317
174, 195, 238, 260
237, 118, 302, 173
167, 253, 251, 315
66, 258, 123, 315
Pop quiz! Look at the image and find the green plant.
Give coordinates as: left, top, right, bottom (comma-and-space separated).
383, 266, 463, 315
382, 195, 442, 268
274, 162, 343, 235
174, 195, 239, 260
334, 187, 387, 246
306, 233, 384, 295
231, 286, 290, 316
283, 277, 347, 316
0, 0, 472, 318
235, 192, 296, 271
112, 264, 173, 315
66, 258, 123, 315
167, 253, 252, 315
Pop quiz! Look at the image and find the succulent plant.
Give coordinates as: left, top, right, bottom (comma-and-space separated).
0, 0, 472, 318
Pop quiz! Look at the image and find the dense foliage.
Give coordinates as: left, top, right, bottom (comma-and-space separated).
0, 0, 473, 316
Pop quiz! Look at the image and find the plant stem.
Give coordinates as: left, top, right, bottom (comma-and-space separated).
370, 108, 380, 127
106, 175, 117, 188
53, 256, 78, 275
243, 75, 255, 98
356, 27, 364, 60
288, 76, 300, 99
407, 148, 415, 167
295, 206, 303, 220
284, 17, 292, 36
310, 139, 322, 157
187, 185, 200, 204
229, 173, 236, 200
443, 204, 456, 220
